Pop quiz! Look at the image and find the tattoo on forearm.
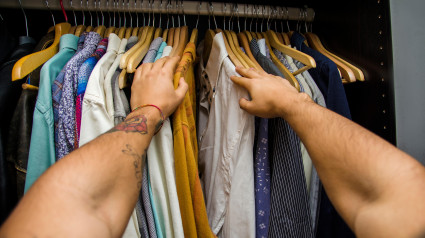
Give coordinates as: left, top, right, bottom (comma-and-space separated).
106, 114, 148, 135
122, 144, 146, 190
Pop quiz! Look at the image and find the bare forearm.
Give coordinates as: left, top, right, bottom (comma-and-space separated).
0, 108, 160, 237
283, 94, 425, 234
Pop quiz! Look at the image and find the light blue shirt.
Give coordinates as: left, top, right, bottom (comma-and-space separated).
25, 34, 79, 192
154, 41, 167, 62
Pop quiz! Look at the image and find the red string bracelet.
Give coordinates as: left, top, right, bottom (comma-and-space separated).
131, 104, 165, 135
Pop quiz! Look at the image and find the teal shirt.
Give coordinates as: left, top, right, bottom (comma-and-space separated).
154, 41, 167, 62
25, 34, 79, 192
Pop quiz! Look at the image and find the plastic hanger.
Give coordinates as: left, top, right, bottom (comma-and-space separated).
12, 0, 71, 81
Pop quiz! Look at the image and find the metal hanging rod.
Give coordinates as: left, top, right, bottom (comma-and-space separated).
0, 1, 315, 22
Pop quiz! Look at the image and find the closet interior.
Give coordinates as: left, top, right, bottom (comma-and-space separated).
0, 0, 395, 237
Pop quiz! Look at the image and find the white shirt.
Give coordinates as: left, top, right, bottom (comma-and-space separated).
105, 38, 127, 118
79, 33, 120, 146
147, 118, 184, 238
198, 32, 255, 238
257, 39, 267, 56
161, 46, 172, 58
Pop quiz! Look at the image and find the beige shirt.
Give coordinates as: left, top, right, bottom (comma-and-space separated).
198, 33, 255, 238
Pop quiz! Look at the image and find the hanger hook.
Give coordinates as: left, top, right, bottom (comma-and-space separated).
181, 0, 185, 26
18, 0, 29, 36
60, 0, 68, 23
80, 0, 85, 26
45, 0, 56, 26
70, 0, 77, 26
223, 3, 226, 30
99, 0, 104, 26
195, 1, 201, 29
236, 4, 240, 33
210, 2, 217, 29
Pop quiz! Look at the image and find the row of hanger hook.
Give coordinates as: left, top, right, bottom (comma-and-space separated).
19, 1, 313, 36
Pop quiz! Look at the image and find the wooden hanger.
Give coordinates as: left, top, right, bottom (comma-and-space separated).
305, 32, 363, 82
281, 32, 290, 45
85, 25, 94, 32
215, 29, 243, 68
125, 27, 133, 39
224, 30, 248, 68
167, 27, 175, 46
189, 28, 198, 44
105, 26, 116, 38
94, 25, 106, 38
75, 25, 86, 37
276, 33, 284, 44
117, 27, 126, 39
162, 28, 169, 42
131, 27, 139, 36
169, 27, 181, 57
12, 22, 71, 81
174, 26, 188, 57
262, 32, 300, 91
304, 32, 356, 82
266, 30, 316, 75
236, 32, 262, 70
126, 26, 155, 72
119, 26, 149, 69
244, 30, 253, 42
119, 69, 129, 89
230, 31, 258, 69
153, 27, 163, 39
69, 25, 77, 35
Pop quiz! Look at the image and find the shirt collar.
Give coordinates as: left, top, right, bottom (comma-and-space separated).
290, 31, 306, 51
205, 32, 229, 88
58, 34, 78, 52
106, 33, 121, 53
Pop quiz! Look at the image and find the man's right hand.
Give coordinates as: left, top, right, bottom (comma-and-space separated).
230, 66, 312, 119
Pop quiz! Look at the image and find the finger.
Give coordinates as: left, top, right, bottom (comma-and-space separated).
151, 56, 168, 72
137, 62, 153, 76
239, 98, 255, 113
230, 75, 252, 90
236, 66, 261, 79
175, 77, 188, 103
163, 56, 181, 76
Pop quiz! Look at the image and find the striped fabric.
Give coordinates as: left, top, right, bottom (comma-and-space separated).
250, 39, 313, 237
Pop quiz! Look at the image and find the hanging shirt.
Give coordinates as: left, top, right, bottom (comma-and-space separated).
142, 37, 163, 63
0, 35, 36, 224
79, 33, 121, 147
104, 38, 127, 122
198, 33, 255, 238
145, 46, 185, 238
250, 39, 314, 237
111, 71, 130, 125
291, 31, 354, 238
154, 41, 167, 61
52, 33, 86, 146
139, 36, 166, 238
173, 42, 215, 238
242, 38, 272, 238
25, 34, 79, 192
161, 46, 172, 58
75, 38, 108, 143
5, 29, 55, 203
56, 32, 101, 159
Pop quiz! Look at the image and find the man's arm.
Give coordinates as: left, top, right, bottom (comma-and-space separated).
0, 56, 188, 238
231, 67, 425, 237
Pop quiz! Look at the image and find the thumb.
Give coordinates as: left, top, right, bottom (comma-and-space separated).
175, 77, 188, 102
239, 98, 254, 113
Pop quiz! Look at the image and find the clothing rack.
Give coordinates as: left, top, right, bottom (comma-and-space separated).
0, 1, 314, 21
